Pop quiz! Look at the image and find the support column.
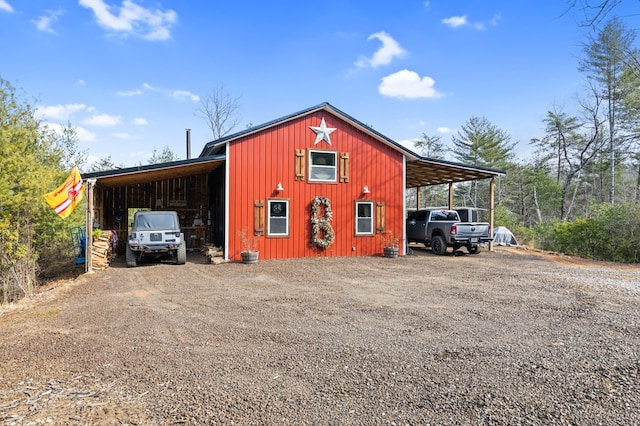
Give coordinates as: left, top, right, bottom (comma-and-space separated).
448, 182, 454, 209
489, 177, 495, 252
416, 187, 421, 210
85, 179, 96, 274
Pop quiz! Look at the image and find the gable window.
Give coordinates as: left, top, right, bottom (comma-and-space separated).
268, 199, 289, 237
309, 150, 337, 182
355, 201, 374, 235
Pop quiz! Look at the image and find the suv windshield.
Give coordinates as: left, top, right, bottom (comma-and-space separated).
134, 213, 177, 230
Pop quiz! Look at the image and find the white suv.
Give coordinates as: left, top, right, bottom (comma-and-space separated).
126, 211, 186, 267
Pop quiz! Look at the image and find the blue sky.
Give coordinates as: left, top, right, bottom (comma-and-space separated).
2, 1, 639, 168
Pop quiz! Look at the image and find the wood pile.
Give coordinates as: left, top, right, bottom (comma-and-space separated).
92, 231, 116, 270
201, 244, 225, 264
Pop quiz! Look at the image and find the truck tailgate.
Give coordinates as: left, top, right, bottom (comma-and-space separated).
453, 222, 491, 241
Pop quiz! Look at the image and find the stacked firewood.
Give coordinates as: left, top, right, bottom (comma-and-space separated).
201, 244, 225, 264
91, 231, 116, 270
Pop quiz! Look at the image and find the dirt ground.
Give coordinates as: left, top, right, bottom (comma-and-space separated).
1, 246, 639, 425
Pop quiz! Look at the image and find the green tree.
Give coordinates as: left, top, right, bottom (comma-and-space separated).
148, 146, 179, 164
413, 132, 446, 159
534, 100, 606, 219
498, 160, 561, 227
532, 108, 582, 184
0, 78, 83, 303
579, 17, 638, 203
44, 121, 87, 171
451, 117, 515, 169
408, 133, 449, 208
451, 116, 515, 207
90, 156, 116, 172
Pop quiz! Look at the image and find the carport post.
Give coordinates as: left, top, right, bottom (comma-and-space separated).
416, 186, 421, 209
489, 177, 495, 252
85, 179, 96, 274
448, 182, 453, 209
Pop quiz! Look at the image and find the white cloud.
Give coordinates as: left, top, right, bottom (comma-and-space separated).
117, 88, 143, 96
113, 132, 138, 140
378, 70, 442, 99
442, 14, 500, 30
355, 31, 406, 68
31, 9, 64, 34
36, 103, 87, 120
76, 79, 86, 86
441, 15, 467, 28
437, 127, 452, 134
173, 90, 199, 102
76, 126, 97, 141
83, 113, 122, 127
127, 150, 147, 158
79, 0, 177, 41
133, 117, 148, 125
397, 138, 420, 154
0, 0, 13, 12
120, 82, 199, 102
44, 122, 95, 142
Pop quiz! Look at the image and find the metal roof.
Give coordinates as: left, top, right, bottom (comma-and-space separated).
84, 103, 505, 189
199, 102, 505, 187
82, 155, 225, 187
405, 158, 505, 187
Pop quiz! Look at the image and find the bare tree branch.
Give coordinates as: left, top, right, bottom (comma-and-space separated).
195, 85, 241, 140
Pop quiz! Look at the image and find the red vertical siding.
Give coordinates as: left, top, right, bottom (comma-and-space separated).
228, 110, 404, 261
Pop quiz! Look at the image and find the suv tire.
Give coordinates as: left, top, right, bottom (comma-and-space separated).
126, 245, 137, 268
176, 234, 186, 265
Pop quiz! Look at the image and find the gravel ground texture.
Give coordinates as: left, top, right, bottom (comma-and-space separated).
1, 246, 639, 425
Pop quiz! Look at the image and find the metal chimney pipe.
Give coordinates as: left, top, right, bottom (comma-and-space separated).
186, 129, 191, 159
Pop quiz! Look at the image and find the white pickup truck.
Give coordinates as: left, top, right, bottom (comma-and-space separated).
406, 209, 492, 255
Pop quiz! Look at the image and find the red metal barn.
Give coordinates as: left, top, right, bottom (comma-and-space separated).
83, 102, 505, 268
203, 103, 406, 261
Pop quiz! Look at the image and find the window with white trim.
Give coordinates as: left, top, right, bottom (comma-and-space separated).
355, 201, 374, 235
309, 150, 337, 182
267, 199, 289, 237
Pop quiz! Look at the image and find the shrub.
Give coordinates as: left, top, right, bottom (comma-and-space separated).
528, 203, 640, 263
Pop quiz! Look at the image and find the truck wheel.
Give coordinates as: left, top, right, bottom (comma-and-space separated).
468, 245, 479, 254
176, 241, 186, 265
126, 246, 137, 267
431, 235, 447, 255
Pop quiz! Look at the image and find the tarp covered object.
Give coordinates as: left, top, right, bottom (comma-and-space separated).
493, 226, 518, 246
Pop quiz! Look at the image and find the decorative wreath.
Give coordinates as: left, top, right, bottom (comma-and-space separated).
310, 196, 335, 249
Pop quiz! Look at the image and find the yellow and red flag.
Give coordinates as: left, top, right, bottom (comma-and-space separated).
43, 166, 85, 219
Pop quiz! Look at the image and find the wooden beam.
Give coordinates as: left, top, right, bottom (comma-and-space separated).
489, 177, 495, 252
448, 182, 454, 209
85, 179, 96, 274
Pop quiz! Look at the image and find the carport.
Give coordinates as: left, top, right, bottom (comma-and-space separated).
82, 155, 225, 272
404, 156, 506, 249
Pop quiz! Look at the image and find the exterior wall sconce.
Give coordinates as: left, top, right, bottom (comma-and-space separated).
363, 185, 370, 194
276, 182, 284, 192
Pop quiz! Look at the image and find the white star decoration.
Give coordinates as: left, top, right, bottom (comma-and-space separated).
310, 117, 336, 146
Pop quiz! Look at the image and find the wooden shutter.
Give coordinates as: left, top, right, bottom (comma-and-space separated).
376, 202, 385, 234
295, 149, 305, 181
340, 152, 350, 182
254, 200, 265, 236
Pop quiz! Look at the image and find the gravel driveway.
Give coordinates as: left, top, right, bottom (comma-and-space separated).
1, 247, 639, 425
